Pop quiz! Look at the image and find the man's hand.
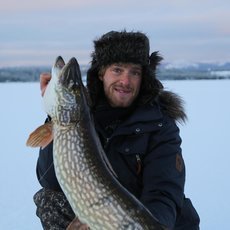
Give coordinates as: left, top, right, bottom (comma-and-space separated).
40, 73, 51, 96
67, 217, 90, 230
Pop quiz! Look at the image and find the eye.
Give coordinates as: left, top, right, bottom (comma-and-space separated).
130, 70, 142, 77
112, 67, 122, 74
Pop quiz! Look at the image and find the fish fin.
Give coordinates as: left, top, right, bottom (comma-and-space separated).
26, 122, 53, 149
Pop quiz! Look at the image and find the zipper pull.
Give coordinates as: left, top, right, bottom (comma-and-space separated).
103, 137, 110, 149
136, 154, 142, 175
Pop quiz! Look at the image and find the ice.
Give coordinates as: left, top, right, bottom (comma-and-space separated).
0, 80, 229, 229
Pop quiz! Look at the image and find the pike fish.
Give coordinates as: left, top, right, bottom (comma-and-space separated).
27, 56, 166, 230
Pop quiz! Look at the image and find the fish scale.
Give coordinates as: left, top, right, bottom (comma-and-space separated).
27, 56, 167, 230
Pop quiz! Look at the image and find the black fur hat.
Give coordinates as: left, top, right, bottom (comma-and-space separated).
91, 30, 150, 67
87, 30, 163, 107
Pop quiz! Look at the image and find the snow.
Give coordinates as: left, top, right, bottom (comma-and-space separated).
0, 80, 229, 229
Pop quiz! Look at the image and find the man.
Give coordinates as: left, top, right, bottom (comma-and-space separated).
34, 30, 200, 229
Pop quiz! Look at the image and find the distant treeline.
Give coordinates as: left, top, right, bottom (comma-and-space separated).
158, 62, 230, 80
1, 63, 230, 82
0, 65, 89, 83
0, 66, 49, 82
158, 69, 230, 80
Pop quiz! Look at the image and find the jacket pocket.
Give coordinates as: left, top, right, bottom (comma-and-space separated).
116, 134, 149, 175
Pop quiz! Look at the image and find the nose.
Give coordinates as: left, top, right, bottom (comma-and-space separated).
119, 73, 130, 86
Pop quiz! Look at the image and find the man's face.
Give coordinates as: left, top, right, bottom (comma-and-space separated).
99, 63, 142, 107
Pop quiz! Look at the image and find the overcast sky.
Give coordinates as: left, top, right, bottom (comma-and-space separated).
1, 0, 229, 67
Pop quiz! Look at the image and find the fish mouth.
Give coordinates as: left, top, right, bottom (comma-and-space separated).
54, 56, 65, 69
57, 56, 83, 90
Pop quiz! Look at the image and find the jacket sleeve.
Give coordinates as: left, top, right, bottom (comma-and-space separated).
36, 118, 62, 191
140, 116, 185, 229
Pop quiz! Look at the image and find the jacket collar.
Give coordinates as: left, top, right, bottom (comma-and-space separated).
123, 101, 163, 125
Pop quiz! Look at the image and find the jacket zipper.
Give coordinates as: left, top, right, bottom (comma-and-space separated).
136, 154, 142, 175
104, 137, 111, 150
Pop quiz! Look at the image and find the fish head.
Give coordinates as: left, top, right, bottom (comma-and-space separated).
43, 56, 87, 125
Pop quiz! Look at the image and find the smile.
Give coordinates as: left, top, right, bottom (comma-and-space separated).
114, 87, 132, 94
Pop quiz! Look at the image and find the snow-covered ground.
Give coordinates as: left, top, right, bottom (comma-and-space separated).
0, 80, 229, 229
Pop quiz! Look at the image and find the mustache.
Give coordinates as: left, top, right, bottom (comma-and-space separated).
114, 84, 132, 90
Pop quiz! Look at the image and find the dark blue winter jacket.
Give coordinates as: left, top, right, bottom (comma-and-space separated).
36, 96, 200, 229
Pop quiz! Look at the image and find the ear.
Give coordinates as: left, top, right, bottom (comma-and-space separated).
99, 75, 103, 81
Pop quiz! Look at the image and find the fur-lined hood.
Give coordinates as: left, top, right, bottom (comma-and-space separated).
158, 90, 187, 124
